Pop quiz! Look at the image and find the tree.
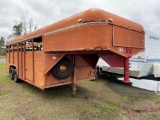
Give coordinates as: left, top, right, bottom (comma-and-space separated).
8, 18, 37, 39
0, 37, 5, 55
13, 22, 23, 37
0, 37, 5, 48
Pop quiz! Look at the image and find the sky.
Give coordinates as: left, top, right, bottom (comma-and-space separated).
0, 0, 160, 41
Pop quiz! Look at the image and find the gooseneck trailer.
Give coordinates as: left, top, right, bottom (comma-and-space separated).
6, 8, 144, 95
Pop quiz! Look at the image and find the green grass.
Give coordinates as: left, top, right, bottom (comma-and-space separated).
0, 63, 159, 120
0, 55, 6, 58
0, 63, 10, 83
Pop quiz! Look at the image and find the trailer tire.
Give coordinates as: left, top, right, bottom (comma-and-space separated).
13, 69, 20, 83
9, 67, 14, 80
52, 58, 74, 79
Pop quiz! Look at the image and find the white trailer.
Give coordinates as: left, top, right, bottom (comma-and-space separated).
97, 30, 160, 78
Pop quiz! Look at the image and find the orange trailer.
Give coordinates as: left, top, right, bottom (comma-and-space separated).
6, 8, 144, 95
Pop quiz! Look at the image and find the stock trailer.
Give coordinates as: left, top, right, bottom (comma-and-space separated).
6, 8, 144, 95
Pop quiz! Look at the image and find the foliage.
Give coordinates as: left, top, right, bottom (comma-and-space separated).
0, 37, 5, 48
13, 22, 23, 37
8, 18, 37, 39
0, 37, 5, 55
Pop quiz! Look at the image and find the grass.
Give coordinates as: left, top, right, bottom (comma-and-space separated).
0, 55, 6, 59
0, 63, 160, 120
0, 63, 10, 83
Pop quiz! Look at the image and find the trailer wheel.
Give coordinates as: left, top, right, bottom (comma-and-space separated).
9, 67, 14, 80
13, 69, 20, 83
52, 58, 74, 79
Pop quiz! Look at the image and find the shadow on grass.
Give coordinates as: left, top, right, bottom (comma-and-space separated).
15, 78, 94, 100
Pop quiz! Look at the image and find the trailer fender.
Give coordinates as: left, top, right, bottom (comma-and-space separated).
44, 54, 65, 75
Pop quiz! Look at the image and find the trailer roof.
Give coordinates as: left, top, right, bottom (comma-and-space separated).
7, 8, 144, 45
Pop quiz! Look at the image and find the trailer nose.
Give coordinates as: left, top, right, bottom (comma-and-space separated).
98, 49, 131, 83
